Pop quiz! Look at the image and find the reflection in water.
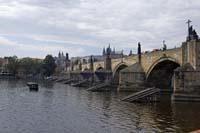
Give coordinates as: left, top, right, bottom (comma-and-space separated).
171, 102, 200, 132
0, 79, 199, 133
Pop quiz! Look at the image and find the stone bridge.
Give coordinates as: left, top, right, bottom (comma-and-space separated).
70, 24, 200, 101
71, 46, 183, 91
76, 47, 182, 80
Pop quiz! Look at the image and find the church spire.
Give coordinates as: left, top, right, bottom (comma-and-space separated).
103, 47, 106, 55
58, 51, 61, 58
106, 43, 111, 55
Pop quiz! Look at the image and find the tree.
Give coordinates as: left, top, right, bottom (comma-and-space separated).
19, 57, 42, 76
42, 55, 56, 77
32, 59, 43, 75
4, 56, 19, 75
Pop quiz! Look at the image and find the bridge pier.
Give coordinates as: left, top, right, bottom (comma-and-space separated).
95, 70, 112, 84
172, 29, 200, 101
69, 71, 96, 86
172, 64, 200, 101
118, 63, 146, 92
68, 70, 113, 88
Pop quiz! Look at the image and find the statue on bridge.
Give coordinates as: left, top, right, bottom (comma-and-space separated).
186, 20, 199, 41
137, 42, 141, 55
137, 42, 141, 63
163, 40, 167, 51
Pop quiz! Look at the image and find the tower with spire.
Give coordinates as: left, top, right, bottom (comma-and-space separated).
55, 51, 71, 72
58, 51, 61, 58
103, 47, 106, 56
102, 44, 124, 59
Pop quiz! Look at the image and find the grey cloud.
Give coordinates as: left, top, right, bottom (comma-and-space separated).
0, 0, 200, 58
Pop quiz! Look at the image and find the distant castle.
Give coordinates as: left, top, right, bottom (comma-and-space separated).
70, 44, 125, 65
55, 45, 125, 72
103, 44, 124, 59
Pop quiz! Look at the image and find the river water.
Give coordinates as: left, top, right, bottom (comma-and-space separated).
0, 80, 199, 133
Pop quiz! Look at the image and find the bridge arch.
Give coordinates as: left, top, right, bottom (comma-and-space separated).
146, 57, 181, 91
113, 62, 128, 85
146, 56, 181, 78
83, 67, 89, 71
96, 64, 104, 71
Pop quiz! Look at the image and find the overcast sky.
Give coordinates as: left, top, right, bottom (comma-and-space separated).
0, 0, 199, 58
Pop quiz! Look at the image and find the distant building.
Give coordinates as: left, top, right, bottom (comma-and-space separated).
71, 44, 125, 65
71, 55, 103, 65
54, 52, 70, 72
103, 44, 124, 59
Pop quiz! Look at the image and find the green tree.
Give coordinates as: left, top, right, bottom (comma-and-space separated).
42, 55, 56, 76
32, 59, 43, 74
4, 56, 19, 75
19, 57, 43, 76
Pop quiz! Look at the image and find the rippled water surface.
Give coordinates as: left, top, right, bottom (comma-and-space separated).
0, 80, 200, 133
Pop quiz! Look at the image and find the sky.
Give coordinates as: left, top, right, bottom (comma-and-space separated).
0, 0, 200, 58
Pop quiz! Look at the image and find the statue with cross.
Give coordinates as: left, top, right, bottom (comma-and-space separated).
186, 19, 192, 36
186, 19, 199, 41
